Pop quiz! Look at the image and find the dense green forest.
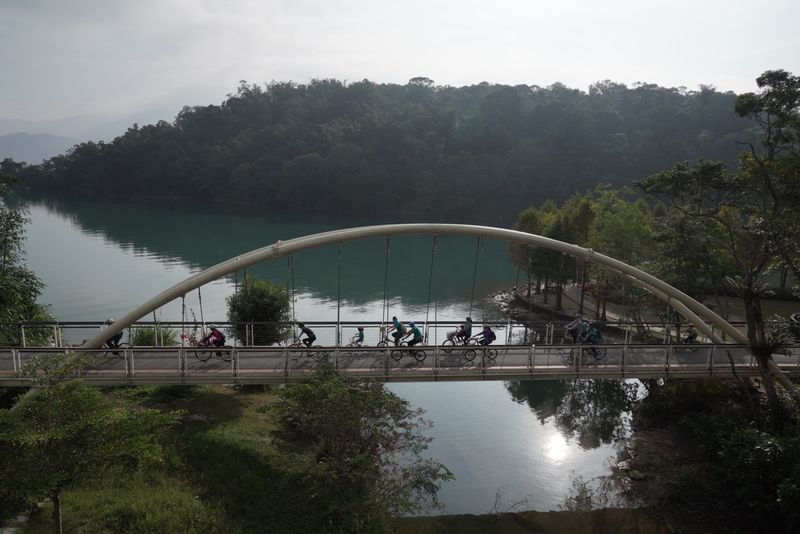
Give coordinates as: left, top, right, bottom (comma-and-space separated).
5, 78, 752, 224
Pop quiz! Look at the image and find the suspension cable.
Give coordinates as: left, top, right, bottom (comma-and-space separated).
382, 237, 391, 327
289, 254, 296, 326
468, 237, 482, 318
423, 234, 438, 344
197, 287, 205, 344
336, 242, 342, 346
181, 295, 186, 348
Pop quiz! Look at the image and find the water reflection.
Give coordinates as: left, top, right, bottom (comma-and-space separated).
22, 196, 517, 307
506, 380, 640, 449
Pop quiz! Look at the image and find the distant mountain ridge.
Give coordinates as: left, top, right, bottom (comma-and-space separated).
0, 106, 181, 143
0, 132, 79, 164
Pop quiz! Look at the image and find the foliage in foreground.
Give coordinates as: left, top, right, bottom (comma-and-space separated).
634, 380, 800, 532
270, 364, 453, 531
0, 381, 180, 530
0, 172, 54, 346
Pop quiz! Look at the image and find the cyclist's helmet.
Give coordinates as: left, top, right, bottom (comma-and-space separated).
357, 325, 364, 330
208, 324, 217, 330
106, 318, 115, 324
466, 317, 472, 321
409, 321, 415, 326
392, 316, 397, 321
297, 322, 305, 328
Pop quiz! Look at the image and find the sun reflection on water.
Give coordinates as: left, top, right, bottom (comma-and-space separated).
545, 433, 569, 462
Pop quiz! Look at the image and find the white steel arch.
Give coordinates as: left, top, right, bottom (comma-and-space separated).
83, 223, 747, 349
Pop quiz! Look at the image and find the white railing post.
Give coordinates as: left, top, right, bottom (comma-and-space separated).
11, 349, 17, 373
708, 345, 716, 375
528, 344, 535, 377
21, 326, 26, 348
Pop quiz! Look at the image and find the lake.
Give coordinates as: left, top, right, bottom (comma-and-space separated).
20, 197, 626, 515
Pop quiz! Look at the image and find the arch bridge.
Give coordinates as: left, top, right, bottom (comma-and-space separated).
1, 224, 798, 385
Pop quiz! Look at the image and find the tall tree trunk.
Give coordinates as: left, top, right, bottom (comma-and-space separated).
543, 274, 549, 304
52, 491, 62, 534
742, 290, 781, 416
526, 270, 531, 298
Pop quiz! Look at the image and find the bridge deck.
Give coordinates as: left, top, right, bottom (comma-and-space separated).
1, 344, 798, 385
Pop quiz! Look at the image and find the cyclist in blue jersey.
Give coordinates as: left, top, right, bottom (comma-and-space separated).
406, 321, 423, 347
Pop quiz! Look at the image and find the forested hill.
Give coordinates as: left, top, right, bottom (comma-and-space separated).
8, 78, 752, 224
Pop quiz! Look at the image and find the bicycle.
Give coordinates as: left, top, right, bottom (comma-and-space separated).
389, 341, 427, 362
569, 339, 607, 362
376, 328, 405, 351
192, 342, 233, 362
441, 331, 477, 353
102, 342, 131, 359
674, 337, 699, 353
288, 339, 323, 361
463, 343, 497, 362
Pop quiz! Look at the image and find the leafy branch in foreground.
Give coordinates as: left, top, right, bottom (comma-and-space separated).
269, 364, 453, 531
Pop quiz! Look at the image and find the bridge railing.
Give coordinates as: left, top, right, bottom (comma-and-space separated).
2, 342, 797, 385
1, 319, 756, 349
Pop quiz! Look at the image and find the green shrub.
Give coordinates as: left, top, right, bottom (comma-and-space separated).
226, 276, 290, 345
130, 326, 178, 346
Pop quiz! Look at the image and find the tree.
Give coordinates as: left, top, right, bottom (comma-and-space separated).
0, 374, 179, 533
636, 70, 800, 411
226, 275, 290, 345
0, 172, 54, 346
270, 365, 452, 531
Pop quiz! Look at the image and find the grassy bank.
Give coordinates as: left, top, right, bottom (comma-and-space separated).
20, 385, 320, 533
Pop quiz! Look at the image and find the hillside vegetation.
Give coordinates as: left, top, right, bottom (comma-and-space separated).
5, 78, 751, 224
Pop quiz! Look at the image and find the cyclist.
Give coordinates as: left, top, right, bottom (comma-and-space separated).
565, 313, 588, 343
461, 317, 474, 342
683, 323, 698, 344
583, 321, 602, 344
479, 325, 496, 346
391, 316, 406, 346
448, 324, 467, 342
790, 313, 800, 342
103, 318, 124, 354
200, 325, 226, 348
297, 322, 316, 348
406, 321, 423, 348
350, 325, 365, 347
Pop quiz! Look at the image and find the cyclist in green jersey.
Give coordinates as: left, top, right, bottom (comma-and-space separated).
351, 325, 365, 346
391, 316, 405, 346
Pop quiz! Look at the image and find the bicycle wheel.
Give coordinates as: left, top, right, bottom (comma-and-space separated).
485, 348, 498, 361
413, 349, 427, 362
308, 345, 324, 361
588, 346, 607, 361
194, 349, 212, 362
288, 342, 303, 361
103, 342, 129, 359
463, 348, 476, 362
441, 338, 455, 354
220, 346, 233, 362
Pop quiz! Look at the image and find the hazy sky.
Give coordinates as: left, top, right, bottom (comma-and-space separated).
2, 0, 798, 121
